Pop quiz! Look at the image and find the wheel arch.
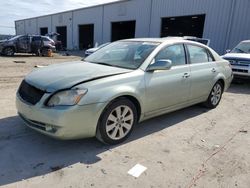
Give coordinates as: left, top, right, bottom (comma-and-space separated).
213, 73, 226, 92
102, 94, 142, 123
95, 94, 142, 143
3, 46, 16, 52
217, 78, 225, 91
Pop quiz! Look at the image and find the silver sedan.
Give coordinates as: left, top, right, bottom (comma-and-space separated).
16, 38, 233, 144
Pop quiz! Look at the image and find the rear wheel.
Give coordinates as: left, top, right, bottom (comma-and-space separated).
205, 81, 223, 109
3, 47, 14, 56
96, 99, 137, 145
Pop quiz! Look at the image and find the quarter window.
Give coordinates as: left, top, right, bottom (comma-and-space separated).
155, 44, 186, 66
187, 45, 213, 64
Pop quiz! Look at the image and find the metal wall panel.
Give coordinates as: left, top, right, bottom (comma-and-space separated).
37, 16, 52, 35
24, 18, 37, 35
226, 0, 250, 50
150, 0, 234, 54
102, 0, 152, 42
73, 6, 103, 49
52, 12, 73, 49
15, 0, 250, 53
15, 21, 25, 35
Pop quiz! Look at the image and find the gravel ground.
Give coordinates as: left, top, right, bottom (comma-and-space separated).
0, 54, 249, 188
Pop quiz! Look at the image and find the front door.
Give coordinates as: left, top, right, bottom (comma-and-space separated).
144, 44, 191, 115
17, 36, 30, 52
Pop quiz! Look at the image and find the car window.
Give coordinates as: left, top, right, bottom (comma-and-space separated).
32, 36, 41, 41
85, 41, 159, 70
231, 42, 250, 54
187, 45, 212, 64
18, 36, 29, 43
155, 44, 186, 66
102, 48, 129, 61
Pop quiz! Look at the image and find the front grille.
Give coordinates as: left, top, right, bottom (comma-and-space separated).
18, 80, 45, 105
232, 69, 248, 73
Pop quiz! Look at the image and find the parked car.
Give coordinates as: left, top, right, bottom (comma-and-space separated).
16, 38, 233, 144
0, 35, 55, 56
222, 40, 250, 78
85, 42, 110, 57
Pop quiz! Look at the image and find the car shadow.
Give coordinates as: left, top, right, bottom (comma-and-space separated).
2, 54, 37, 58
227, 81, 250, 95
0, 105, 208, 186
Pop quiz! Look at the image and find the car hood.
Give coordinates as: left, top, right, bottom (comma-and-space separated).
25, 61, 132, 92
222, 53, 250, 61
0, 39, 7, 43
0, 39, 7, 45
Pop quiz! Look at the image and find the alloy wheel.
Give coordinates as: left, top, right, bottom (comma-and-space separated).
4, 48, 14, 56
105, 105, 134, 140
211, 83, 222, 106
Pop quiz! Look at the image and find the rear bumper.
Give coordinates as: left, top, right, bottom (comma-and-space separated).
16, 94, 107, 140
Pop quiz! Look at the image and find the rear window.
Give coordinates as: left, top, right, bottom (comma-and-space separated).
187, 45, 214, 64
32, 36, 41, 41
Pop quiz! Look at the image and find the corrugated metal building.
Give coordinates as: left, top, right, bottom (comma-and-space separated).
15, 0, 250, 54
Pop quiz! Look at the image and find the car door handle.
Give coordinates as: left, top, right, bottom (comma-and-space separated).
211, 68, 217, 73
183, 73, 190, 78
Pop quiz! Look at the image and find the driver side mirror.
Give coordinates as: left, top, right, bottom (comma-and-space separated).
226, 49, 231, 53
147, 59, 172, 72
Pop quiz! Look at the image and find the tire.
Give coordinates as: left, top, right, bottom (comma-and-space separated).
41, 48, 48, 57
96, 98, 138, 145
3, 47, 14, 56
36, 49, 41, 56
204, 81, 223, 109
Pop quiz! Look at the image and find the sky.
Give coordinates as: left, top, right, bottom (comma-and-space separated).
0, 0, 120, 35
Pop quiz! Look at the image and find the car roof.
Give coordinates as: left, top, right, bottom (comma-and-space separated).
241, 40, 250, 43
122, 37, 185, 43
121, 37, 209, 48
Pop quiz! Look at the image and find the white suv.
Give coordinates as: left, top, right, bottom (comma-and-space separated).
222, 40, 250, 78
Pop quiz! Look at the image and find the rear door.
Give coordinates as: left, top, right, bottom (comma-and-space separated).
186, 44, 218, 100
31, 36, 42, 53
144, 44, 191, 114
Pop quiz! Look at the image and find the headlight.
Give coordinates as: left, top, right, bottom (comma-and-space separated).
47, 89, 88, 107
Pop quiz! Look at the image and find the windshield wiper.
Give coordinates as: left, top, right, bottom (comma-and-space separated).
88, 61, 135, 70
93, 62, 115, 67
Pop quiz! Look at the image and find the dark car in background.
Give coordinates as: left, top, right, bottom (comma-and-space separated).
0, 35, 55, 56
222, 40, 250, 78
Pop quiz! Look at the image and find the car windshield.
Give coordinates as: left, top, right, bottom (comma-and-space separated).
84, 41, 159, 70
231, 42, 250, 54
97, 43, 110, 49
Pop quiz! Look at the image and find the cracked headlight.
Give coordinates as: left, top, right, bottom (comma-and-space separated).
47, 89, 88, 107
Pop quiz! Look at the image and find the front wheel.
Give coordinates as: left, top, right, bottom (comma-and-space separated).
3, 47, 14, 56
205, 81, 223, 109
96, 99, 138, 145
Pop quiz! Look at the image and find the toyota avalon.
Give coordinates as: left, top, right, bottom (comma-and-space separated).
16, 38, 233, 144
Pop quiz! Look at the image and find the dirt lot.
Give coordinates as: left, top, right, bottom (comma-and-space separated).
0, 54, 249, 188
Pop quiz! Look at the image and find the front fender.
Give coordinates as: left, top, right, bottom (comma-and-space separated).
76, 70, 146, 114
